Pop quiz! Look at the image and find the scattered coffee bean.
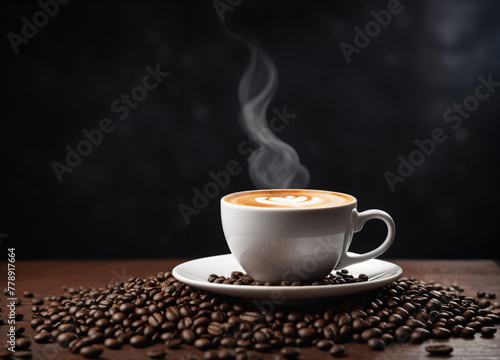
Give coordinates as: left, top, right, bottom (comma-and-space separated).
130, 334, 148, 348
330, 344, 346, 357
27, 271, 499, 359
208, 269, 368, 286
104, 338, 121, 349
431, 327, 451, 339
367, 337, 386, 350
195, 338, 212, 350
23, 291, 34, 298
316, 339, 334, 351
33, 331, 51, 343
480, 326, 497, 337
15, 337, 31, 350
147, 346, 167, 359
79, 345, 103, 358
425, 345, 453, 356
462, 326, 476, 338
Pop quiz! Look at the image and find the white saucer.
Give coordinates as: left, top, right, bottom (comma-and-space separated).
173, 254, 402, 302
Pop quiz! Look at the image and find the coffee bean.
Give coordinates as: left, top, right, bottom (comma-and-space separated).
425, 345, 453, 356
147, 346, 167, 359
15, 327, 26, 336
58, 323, 77, 333
104, 338, 121, 349
281, 347, 301, 359
15, 337, 31, 350
316, 339, 334, 351
181, 329, 196, 345
165, 338, 182, 349
30, 318, 44, 329
33, 331, 51, 343
207, 322, 224, 337
119, 302, 135, 314
130, 334, 148, 348
330, 344, 346, 357
29, 270, 500, 360
352, 318, 367, 332
195, 338, 212, 350
79, 345, 103, 358
410, 328, 430, 344
432, 327, 451, 339
367, 338, 385, 350
239, 312, 262, 325
298, 327, 316, 341
148, 313, 164, 329
480, 326, 497, 337
361, 328, 382, 342
57, 332, 78, 347
462, 326, 476, 338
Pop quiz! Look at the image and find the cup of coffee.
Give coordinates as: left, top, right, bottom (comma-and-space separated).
220, 189, 395, 283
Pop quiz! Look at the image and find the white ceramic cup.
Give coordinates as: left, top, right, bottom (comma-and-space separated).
220, 189, 396, 283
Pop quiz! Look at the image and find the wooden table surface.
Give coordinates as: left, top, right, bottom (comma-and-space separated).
1, 259, 499, 360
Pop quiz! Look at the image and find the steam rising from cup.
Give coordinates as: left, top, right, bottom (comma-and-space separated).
236, 35, 310, 189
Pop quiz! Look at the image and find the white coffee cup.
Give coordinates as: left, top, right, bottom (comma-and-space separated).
220, 189, 396, 283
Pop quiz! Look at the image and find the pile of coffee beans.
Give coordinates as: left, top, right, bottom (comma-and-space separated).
207, 270, 368, 286
25, 272, 499, 359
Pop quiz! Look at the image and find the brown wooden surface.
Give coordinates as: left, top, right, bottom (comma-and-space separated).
1, 259, 499, 360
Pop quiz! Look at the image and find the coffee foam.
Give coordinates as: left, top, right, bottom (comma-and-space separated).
224, 190, 354, 208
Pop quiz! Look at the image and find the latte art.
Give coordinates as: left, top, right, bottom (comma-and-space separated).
224, 190, 354, 208
255, 195, 323, 207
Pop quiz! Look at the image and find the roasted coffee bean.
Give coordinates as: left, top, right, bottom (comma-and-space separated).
451, 325, 464, 337
15, 337, 31, 350
410, 328, 430, 344
104, 338, 121, 349
480, 326, 497, 337
33, 331, 51, 343
432, 327, 451, 339
298, 327, 316, 341
195, 338, 212, 350
29, 270, 500, 359
240, 312, 262, 325
181, 329, 196, 345
367, 338, 385, 350
30, 318, 44, 329
15, 327, 26, 336
147, 346, 167, 359
79, 345, 103, 358
352, 318, 367, 332
395, 325, 412, 343
316, 339, 334, 351
57, 332, 78, 347
462, 326, 476, 338
425, 345, 453, 356
207, 322, 224, 337
165, 338, 182, 349
58, 323, 77, 333
330, 344, 346, 357
119, 302, 135, 314
130, 334, 148, 348
361, 328, 382, 342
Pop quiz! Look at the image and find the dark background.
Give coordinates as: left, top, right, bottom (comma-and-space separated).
1, 0, 499, 260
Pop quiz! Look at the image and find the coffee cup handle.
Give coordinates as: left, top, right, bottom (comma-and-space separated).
335, 209, 396, 269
